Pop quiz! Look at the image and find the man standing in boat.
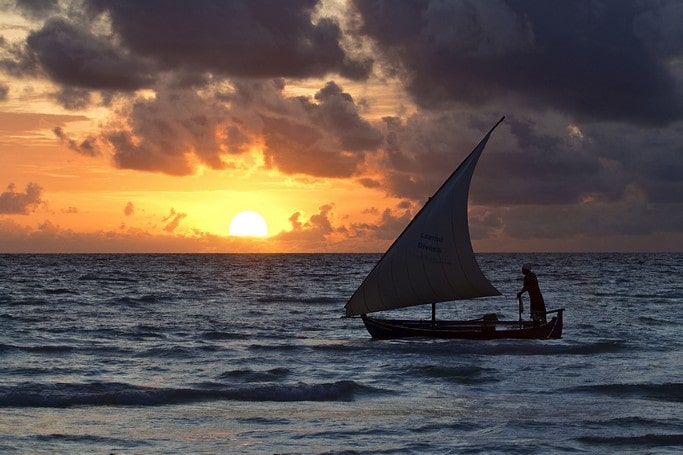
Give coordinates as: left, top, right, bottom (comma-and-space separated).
517, 264, 547, 324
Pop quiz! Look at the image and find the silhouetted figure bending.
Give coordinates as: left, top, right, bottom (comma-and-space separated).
517, 264, 547, 324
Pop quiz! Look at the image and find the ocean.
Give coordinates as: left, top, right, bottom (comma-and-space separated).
0, 253, 681, 454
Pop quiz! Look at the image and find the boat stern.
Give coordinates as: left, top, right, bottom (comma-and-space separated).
545, 308, 564, 339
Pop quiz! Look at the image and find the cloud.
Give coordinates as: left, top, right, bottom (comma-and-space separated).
162, 208, 187, 233
577, 121, 683, 205
348, 204, 414, 242
272, 201, 415, 252
376, 111, 507, 200
0, 217, 204, 253
0, 217, 285, 253
261, 81, 383, 177
6, 0, 371, 89
352, 0, 683, 125
468, 206, 504, 241
23, 17, 154, 90
276, 204, 336, 243
499, 185, 683, 241
0, 182, 43, 214
14, 0, 60, 20
105, 85, 235, 175
1, 0, 682, 253
371, 108, 683, 213
53, 126, 99, 156
124, 202, 134, 216
90, 0, 371, 81
8, 0, 682, 127
53, 86, 92, 110
99, 79, 382, 177
471, 116, 607, 206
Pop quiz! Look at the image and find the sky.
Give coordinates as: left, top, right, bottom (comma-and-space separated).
0, 0, 682, 253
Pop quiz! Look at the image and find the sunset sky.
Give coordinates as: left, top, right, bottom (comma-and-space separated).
1, 0, 682, 253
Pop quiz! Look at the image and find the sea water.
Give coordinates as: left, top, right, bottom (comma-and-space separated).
0, 253, 681, 454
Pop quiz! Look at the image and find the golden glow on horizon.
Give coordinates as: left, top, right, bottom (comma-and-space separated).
228, 211, 268, 237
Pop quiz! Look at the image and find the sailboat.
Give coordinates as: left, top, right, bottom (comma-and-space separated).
345, 116, 564, 340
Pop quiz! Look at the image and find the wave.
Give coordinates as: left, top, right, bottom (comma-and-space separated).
0, 343, 75, 354
362, 339, 634, 357
412, 365, 501, 384
469, 340, 631, 356
219, 367, 291, 382
6, 298, 50, 306
566, 382, 683, 403
43, 288, 79, 296
200, 330, 247, 341
581, 416, 683, 433
256, 295, 341, 304
0, 380, 384, 408
78, 273, 138, 283
300, 338, 634, 359
133, 345, 196, 359
576, 434, 683, 448
33, 433, 146, 448
112, 294, 166, 305
0, 342, 133, 357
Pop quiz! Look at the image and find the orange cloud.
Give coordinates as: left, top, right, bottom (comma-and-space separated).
162, 209, 187, 233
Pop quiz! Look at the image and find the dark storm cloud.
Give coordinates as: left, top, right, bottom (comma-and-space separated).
502, 186, 683, 240
373, 109, 683, 245
439, 112, 683, 245
0, 182, 42, 214
356, 0, 683, 222
87, 0, 371, 80
23, 17, 154, 90
353, 0, 683, 125
314, 82, 384, 152
471, 117, 606, 206
577, 121, 683, 204
378, 111, 512, 200
4, 1, 370, 97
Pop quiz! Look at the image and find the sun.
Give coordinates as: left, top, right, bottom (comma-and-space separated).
229, 211, 268, 237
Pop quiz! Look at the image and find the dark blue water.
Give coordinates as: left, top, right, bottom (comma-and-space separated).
1, 253, 681, 453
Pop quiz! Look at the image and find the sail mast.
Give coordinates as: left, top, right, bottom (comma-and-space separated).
345, 117, 505, 317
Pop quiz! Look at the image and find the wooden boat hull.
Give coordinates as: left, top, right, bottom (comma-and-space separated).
361, 309, 563, 340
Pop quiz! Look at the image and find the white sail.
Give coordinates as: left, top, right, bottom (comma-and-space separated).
345, 118, 504, 317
